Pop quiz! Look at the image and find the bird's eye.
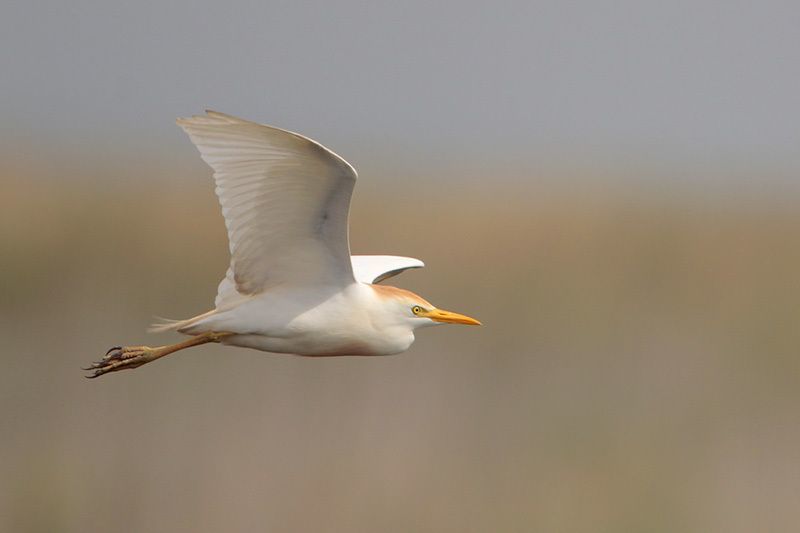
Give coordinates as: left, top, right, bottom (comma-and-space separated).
412, 306, 423, 315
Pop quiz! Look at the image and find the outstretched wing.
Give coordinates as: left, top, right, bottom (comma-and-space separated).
177, 111, 357, 302
351, 255, 425, 284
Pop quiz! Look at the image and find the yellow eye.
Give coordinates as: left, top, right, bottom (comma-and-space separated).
412, 306, 423, 315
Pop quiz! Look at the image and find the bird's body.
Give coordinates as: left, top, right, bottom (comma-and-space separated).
195, 283, 419, 357
86, 111, 479, 378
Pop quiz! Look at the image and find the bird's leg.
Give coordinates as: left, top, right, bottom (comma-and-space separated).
84, 332, 232, 379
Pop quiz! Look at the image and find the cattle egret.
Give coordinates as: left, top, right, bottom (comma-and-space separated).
86, 111, 480, 378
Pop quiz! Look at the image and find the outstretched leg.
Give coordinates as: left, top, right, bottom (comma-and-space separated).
85, 331, 232, 379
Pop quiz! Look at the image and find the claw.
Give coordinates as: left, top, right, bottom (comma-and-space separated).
85, 349, 122, 378
87, 367, 110, 379
84, 361, 117, 378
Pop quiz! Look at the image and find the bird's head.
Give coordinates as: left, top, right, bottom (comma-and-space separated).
371, 285, 481, 329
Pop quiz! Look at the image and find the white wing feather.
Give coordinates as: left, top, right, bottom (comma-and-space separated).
351, 255, 424, 284
177, 111, 358, 304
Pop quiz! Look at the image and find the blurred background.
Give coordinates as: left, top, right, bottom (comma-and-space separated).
3, 1, 800, 531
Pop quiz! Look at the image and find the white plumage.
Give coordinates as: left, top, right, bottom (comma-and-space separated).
87, 111, 479, 378
178, 111, 357, 296
351, 255, 425, 284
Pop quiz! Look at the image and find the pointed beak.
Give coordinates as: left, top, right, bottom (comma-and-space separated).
424, 308, 482, 326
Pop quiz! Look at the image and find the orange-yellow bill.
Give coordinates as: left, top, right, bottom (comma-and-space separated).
424, 308, 482, 326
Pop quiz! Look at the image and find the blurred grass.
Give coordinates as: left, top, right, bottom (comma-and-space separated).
2, 158, 800, 532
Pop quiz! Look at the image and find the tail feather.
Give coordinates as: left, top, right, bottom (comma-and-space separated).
148, 317, 187, 333
148, 310, 216, 334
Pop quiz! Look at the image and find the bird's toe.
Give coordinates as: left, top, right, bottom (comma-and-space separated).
84, 346, 155, 378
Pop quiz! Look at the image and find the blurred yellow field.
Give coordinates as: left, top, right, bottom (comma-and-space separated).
3, 157, 799, 531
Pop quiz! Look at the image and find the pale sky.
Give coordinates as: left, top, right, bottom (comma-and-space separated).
3, 0, 799, 173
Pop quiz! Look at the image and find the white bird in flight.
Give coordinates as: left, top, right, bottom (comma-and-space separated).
86, 111, 480, 378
